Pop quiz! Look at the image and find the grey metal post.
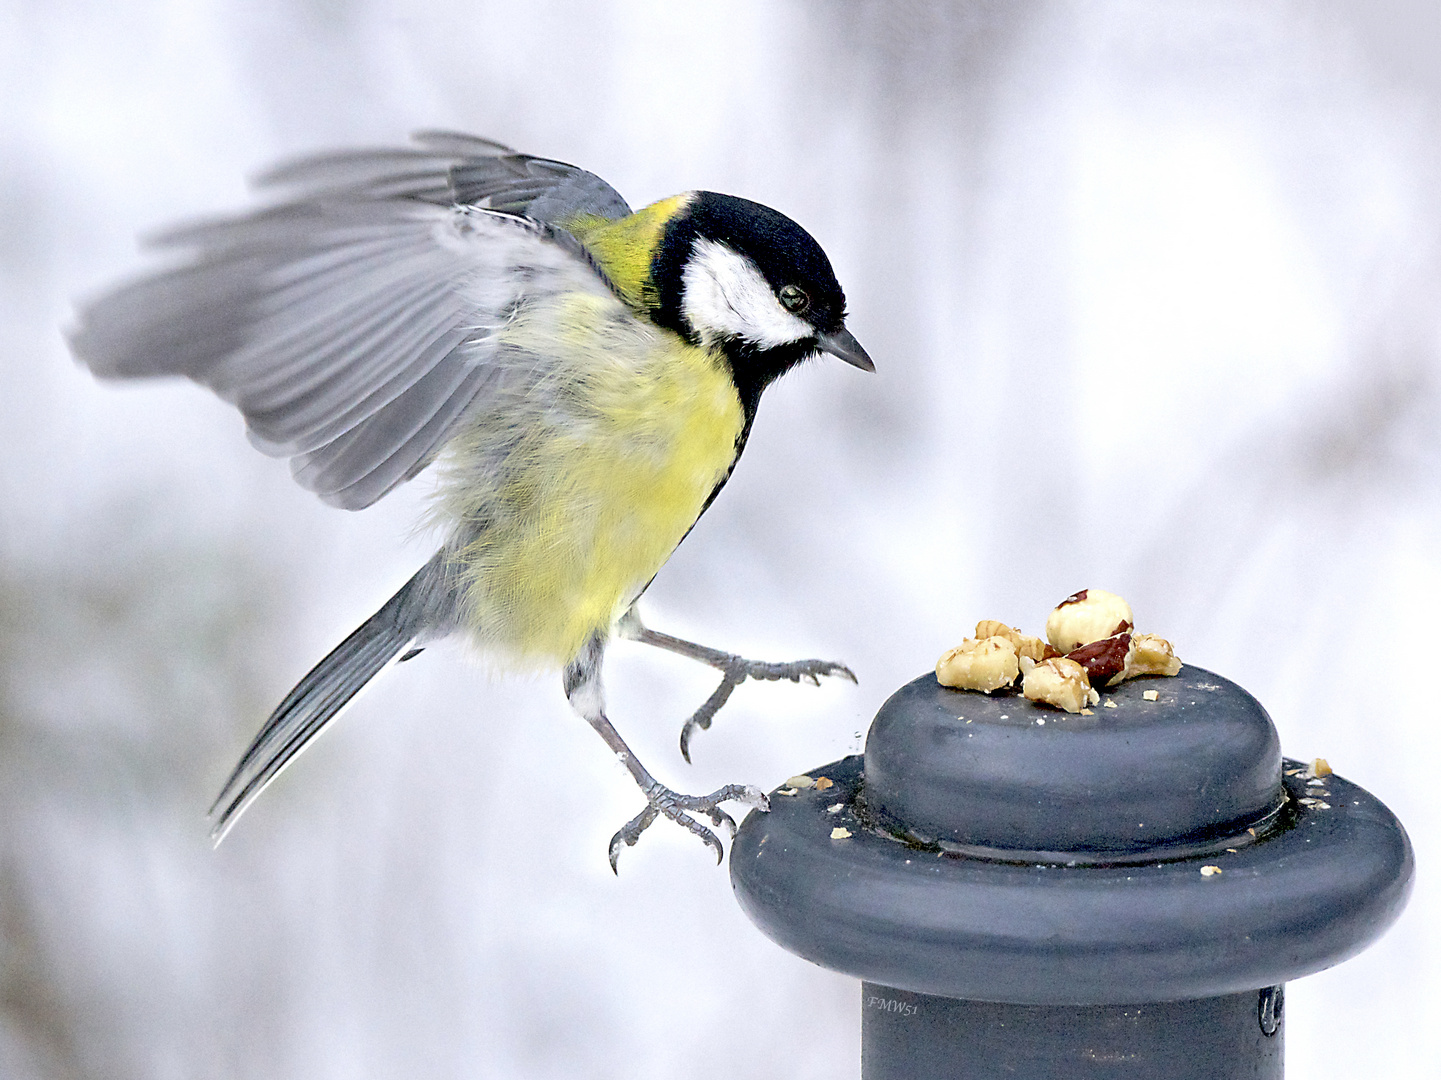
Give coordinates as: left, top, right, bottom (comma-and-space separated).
731, 667, 1412, 1079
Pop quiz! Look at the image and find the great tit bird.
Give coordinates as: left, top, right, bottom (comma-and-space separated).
70, 131, 873, 869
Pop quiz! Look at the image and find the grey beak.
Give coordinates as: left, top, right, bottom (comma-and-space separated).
815, 326, 875, 372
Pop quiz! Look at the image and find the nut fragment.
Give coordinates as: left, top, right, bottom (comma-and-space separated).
975, 620, 1055, 661
1200, 865, 1222, 877
813, 777, 835, 792
975, 619, 1014, 640
1067, 632, 1131, 684
937, 637, 1020, 692
1020, 655, 1099, 714
785, 775, 816, 789
830, 827, 852, 840
1142, 689, 1159, 702
1307, 758, 1332, 778
1045, 589, 1134, 654
939, 591, 1182, 706
1110, 633, 1182, 685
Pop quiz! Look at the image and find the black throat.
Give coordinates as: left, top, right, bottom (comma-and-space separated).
717, 338, 815, 426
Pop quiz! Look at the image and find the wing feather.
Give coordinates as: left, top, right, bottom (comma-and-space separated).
250, 131, 632, 225
242, 283, 466, 454
295, 358, 498, 509
70, 133, 636, 510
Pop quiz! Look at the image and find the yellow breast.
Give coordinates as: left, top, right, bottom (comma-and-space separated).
433, 289, 744, 668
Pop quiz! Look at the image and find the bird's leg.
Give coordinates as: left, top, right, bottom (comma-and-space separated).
564, 634, 769, 872
615, 607, 857, 763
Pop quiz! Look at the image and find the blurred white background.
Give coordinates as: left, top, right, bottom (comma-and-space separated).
2, 0, 1438, 1076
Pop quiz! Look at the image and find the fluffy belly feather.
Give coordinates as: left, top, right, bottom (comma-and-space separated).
432, 293, 744, 667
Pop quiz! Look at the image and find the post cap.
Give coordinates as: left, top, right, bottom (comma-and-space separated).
730, 666, 1413, 1003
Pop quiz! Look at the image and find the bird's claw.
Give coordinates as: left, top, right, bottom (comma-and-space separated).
679, 656, 857, 763
746, 657, 857, 685
679, 669, 745, 764
608, 782, 768, 873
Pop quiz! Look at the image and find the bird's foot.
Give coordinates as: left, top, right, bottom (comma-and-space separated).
609, 781, 769, 873
680, 656, 857, 763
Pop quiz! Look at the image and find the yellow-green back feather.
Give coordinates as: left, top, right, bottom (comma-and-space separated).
561, 193, 693, 313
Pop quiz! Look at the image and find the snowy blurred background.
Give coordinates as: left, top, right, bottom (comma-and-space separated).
2, 0, 1438, 1076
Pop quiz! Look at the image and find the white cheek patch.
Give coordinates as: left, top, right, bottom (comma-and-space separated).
680, 237, 815, 349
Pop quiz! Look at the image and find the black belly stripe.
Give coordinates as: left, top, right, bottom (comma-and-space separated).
627, 382, 759, 605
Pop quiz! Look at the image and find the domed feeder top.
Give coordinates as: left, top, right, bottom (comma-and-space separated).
730, 666, 1413, 1004
864, 665, 1283, 857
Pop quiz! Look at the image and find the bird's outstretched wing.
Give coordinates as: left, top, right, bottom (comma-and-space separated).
68, 133, 632, 510
252, 131, 633, 224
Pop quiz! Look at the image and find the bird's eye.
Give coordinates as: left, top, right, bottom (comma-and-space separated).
779, 285, 810, 314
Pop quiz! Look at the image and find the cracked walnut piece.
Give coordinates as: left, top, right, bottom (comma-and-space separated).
1111, 632, 1182, 684
937, 636, 1020, 692
1020, 655, 1100, 714
975, 620, 1055, 662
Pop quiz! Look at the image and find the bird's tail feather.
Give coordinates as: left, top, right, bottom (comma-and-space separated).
209, 575, 423, 843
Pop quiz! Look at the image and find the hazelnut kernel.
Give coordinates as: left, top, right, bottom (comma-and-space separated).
1066, 632, 1132, 684
1045, 588, 1134, 654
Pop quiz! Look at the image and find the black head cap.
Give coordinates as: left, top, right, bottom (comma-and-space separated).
650, 192, 865, 404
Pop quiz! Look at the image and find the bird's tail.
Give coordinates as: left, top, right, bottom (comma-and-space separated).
209, 569, 431, 843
